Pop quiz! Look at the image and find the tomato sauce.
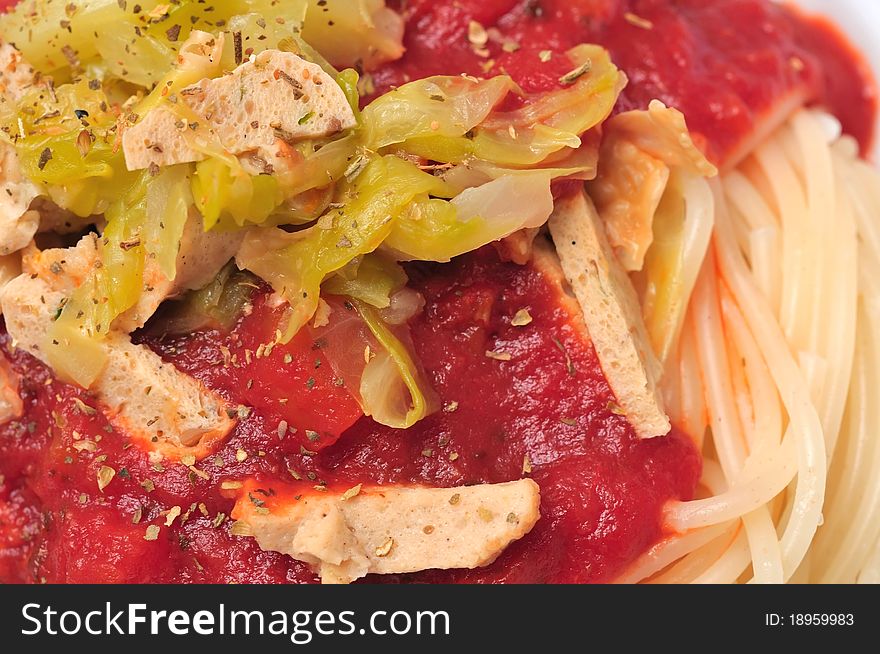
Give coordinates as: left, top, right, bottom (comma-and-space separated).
0, 0, 875, 584
0, 248, 699, 583
376, 0, 877, 164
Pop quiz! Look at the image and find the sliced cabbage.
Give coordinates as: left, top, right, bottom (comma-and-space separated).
5, 80, 136, 218
192, 157, 283, 230
145, 166, 193, 280
237, 155, 445, 339
368, 45, 623, 167
383, 172, 555, 262
160, 263, 258, 335
0, 0, 154, 79
44, 321, 109, 389
282, 133, 362, 196
95, 5, 184, 88
638, 171, 715, 366
361, 75, 518, 149
310, 297, 435, 429
587, 100, 718, 272
0, 0, 308, 85
301, 0, 404, 72
441, 139, 600, 192
91, 177, 150, 331
356, 300, 434, 428
322, 254, 408, 309
238, 47, 624, 326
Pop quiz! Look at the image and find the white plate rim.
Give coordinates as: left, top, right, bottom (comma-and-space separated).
792, 0, 880, 161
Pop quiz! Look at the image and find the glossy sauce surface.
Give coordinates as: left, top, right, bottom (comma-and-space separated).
376, 0, 877, 164
0, 249, 700, 583
1, 0, 876, 583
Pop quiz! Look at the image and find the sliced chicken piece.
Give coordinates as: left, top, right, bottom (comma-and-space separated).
24, 212, 242, 333
548, 190, 670, 438
96, 330, 235, 458
20, 234, 99, 288
604, 101, 717, 177
0, 42, 41, 255
123, 49, 357, 171
1, 237, 236, 460
587, 101, 717, 272
0, 146, 39, 255
232, 479, 541, 584
116, 209, 245, 331
0, 41, 37, 101
588, 139, 669, 272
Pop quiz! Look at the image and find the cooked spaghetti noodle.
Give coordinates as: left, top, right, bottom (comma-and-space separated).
627, 111, 880, 583
0, 0, 877, 585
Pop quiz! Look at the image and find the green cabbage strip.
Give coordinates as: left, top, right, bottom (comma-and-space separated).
46, 169, 149, 386
0, 0, 309, 85
318, 253, 431, 429
322, 254, 408, 309
162, 263, 259, 335
336, 69, 363, 121
237, 155, 449, 341
301, 0, 404, 71
192, 158, 283, 230
281, 132, 362, 199
377, 44, 623, 166
441, 142, 600, 193
0, 0, 159, 80
383, 172, 555, 262
639, 170, 715, 365
145, 166, 193, 280
44, 316, 109, 389
353, 299, 433, 429
4, 80, 137, 218
189, 131, 361, 230
360, 75, 517, 149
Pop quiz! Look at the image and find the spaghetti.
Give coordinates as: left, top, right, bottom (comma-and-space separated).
0, 0, 877, 585
631, 111, 880, 583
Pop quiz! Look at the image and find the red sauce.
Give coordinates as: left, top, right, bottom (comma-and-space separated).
0, 250, 700, 583
0, 0, 875, 584
376, 0, 877, 164
150, 297, 365, 452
